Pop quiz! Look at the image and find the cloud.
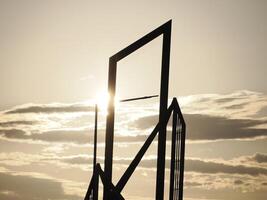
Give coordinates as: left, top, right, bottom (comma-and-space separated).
180, 90, 267, 119
54, 154, 267, 176
1, 111, 266, 144
243, 153, 267, 164
0, 172, 79, 200
131, 114, 267, 141
234, 179, 244, 185
0, 128, 149, 144
185, 158, 267, 176
0, 129, 92, 144
5, 103, 94, 114
0, 121, 35, 127
1, 90, 266, 145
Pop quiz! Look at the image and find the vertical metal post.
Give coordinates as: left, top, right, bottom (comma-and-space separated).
93, 104, 99, 200
156, 21, 171, 200
169, 111, 177, 200
103, 58, 117, 200
178, 123, 186, 200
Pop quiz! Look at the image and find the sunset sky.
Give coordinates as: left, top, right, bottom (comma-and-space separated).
0, 0, 267, 199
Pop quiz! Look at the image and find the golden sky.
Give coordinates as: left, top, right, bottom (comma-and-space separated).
0, 0, 267, 200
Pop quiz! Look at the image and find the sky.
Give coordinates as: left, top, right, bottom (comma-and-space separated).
0, 0, 266, 200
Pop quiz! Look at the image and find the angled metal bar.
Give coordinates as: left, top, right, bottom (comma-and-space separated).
104, 20, 172, 200
172, 98, 185, 127
96, 164, 125, 200
84, 175, 94, 200
120, 95, 158, 102
110, 20, 172, 62
116, 99, 175, 192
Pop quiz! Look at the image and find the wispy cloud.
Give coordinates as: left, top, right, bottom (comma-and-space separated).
5, 103, 94, 114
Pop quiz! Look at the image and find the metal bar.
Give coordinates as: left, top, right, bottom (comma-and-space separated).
156, 19, 172, 200
93, 104, 98, 200
84, 175, 94, 200
174, 118, 179, 200
178, 122, 186, 200
176, 119, 181, 200
103, 58, 117, 200
120, 95, 158, 102
96, 164, 125, 200
169, 111, 177, 200
111, 21, 172, 62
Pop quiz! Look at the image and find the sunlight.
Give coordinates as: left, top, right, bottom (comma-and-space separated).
95, 90, 120, 115
96, 91, 110, 112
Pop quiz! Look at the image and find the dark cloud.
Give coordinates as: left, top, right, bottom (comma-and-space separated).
255, 106, 267, 118
249, 153, 267, 163
0, 121, 35, 127
186, 159, 267, 176
184, 114, 267, 140
1, 113, 266, 144
234, 179, 244, 185
0, 129, 93, 144
224, 103, 246, 110
0, 129, 29, 139
6, 104, 94, 114
132, 114, 267, 140
59, 155, 267, 176
0, 172, 79, 200
185, 181, 202, 187
0, 129, 147, 144
214, 97, 239, 104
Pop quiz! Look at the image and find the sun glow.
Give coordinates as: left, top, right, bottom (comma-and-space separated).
95, 91, 119, 115
96, 91, 110, 111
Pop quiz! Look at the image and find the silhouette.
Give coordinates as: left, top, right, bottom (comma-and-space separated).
84, 20, 186, 200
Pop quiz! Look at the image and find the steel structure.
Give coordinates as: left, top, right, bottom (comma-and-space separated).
84, 20, 186, 200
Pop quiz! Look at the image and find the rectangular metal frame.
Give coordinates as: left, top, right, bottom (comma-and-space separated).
104, 20, 172, 200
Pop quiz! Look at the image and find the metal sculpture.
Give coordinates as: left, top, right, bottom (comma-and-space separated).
84, 20, 186, 200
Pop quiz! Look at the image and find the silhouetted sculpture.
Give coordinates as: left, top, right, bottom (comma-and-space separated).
84, 20, 186, 200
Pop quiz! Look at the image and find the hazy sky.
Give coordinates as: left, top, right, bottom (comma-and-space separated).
1, 0, 267, 107
0, 1, 266, 200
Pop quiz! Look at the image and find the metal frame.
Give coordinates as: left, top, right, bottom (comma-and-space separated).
104, 20, 172, 200
84, 98, 186, 200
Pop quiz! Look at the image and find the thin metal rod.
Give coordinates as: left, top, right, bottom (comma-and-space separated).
120, 95, 158, 102
93, 104, 98, 200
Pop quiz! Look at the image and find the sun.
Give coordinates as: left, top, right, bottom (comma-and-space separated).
95, 91, 110, 111
94, 91, 119, 115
